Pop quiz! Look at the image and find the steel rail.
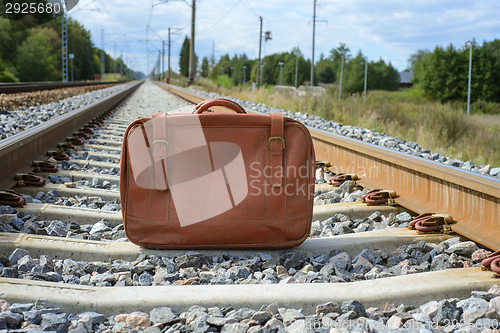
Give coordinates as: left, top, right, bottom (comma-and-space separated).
0, 80, 130, 94
0, 81, 143, 191
156, 82, 500, 251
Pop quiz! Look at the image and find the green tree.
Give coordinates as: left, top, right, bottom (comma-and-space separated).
16, 34, 55, 82
200, 56, 209, 77
179, 36, 190, 77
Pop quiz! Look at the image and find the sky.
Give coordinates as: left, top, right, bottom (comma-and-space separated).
67, 0, 500, 75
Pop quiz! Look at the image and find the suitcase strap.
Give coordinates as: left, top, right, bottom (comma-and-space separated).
268, 113, 286, 220
269, 113, 285, 187
152, 113, 168, 191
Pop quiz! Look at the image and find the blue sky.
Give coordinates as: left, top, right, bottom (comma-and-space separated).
68, 0, 500, 75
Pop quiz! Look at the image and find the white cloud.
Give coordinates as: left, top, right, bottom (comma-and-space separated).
67, 0, 500, 73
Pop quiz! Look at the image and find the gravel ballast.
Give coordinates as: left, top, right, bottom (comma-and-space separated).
0, 286, 500, 332
0, 82, 135, 141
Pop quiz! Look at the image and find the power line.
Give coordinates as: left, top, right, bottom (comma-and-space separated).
241, 0, 259, 17
197, 0, 241, 35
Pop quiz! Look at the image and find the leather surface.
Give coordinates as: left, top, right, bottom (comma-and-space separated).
120, 100, 315, 249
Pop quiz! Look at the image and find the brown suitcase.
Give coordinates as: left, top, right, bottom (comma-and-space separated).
120, 98, 315, 249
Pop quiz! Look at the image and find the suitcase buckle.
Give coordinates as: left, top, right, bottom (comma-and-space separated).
152, 140, 169, 155
268, 137, 285, 150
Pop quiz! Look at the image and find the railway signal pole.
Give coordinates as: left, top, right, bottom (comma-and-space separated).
101, 29, 105, 81
257, 16, 263, 88
61, 0, 68, 82
311, 0, 316, 86
188, 0, 196, 83
466, 40, 473, 123
310, 0, 327, 86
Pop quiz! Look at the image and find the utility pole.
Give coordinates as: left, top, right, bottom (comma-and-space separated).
162, 41, 165, 81
243, 65, 246, 85
363, 57, 368, 103
278, 62, 284, 85
100, 29, 105, 81
311, 0, 316, 86
231, 67, 233, 84
61, 0, 68, 82
339, 54, 344, 99
166, 27, 182, 83
168, 28, 171, 83
120, 51, 123, 79
294, 49, 299, 89
188, 0, 196, 83
257, 16, 263, 88
212, 41, 215, 70
466, 40, 473, 123
69, 53, 74, 81
113, 42, 117, 79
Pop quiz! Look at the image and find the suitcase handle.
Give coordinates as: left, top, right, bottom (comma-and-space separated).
194, 98, 247, 114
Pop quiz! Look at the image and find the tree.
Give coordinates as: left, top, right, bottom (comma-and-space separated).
179, 36, 190, 77
200, 56, 209, 77
16, 34, 55, 82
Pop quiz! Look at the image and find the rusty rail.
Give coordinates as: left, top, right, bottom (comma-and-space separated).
157, 82, 500, 251
0, 82, 143, 191
0, 80, 130, 94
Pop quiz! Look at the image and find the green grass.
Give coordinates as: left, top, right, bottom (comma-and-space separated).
192, 78, 500, 167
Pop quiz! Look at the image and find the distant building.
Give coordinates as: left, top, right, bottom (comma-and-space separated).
399, 71, 413, 88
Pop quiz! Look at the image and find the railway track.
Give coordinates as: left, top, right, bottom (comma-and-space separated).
0, 80, 128, 94
0, 80, 499, 332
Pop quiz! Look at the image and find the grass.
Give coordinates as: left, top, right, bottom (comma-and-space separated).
191, 78, 500, 167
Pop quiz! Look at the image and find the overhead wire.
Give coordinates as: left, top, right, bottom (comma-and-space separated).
196, 0, 242, 36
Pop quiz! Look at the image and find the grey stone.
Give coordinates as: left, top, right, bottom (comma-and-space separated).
412, 312, 431, 323
287, 319, 313, 333
367, 211, 382, 222
332, 223, 355, 235
431, 254, 450, 271
250, 311, 271, 324
175, 254, 211, 268
40, 313, 68, 333
280, 252, 305, 270
0, 311, 23, 326
135, 261, 155, 274
420, 300, 439, 317
63, 259, 85, 277
341, 300, 366, 317
9, 248, 30, 266
90, 273, 115, 285
281, 309, 305, 326
206, 317, 237, 326
490, 167, 500, 176
445, 241, 479, 257
267, 303, 279, 316
457, 297, 499, 323
23, 309, 42, 325
433, 300, 460, 325
221, 323, 249, 333
395, 212, 412, 223
150, 307, 178, 325
68, 322, 88, 333
77, 312, 106, 324
9, 302, 34, 313
471, 291, 496, 301
47, 189, 60, 198
227, 308, 255, 321
316, 302, 340, 315
143, 326, 162, 333
89, 221, 111, 235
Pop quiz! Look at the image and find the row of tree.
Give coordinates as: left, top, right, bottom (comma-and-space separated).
409, 39, 500, 103
178, 36, 401, 94
0, 7, 141, 82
